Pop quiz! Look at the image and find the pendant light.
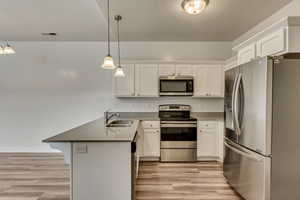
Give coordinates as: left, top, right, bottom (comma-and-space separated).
0, 42, 16, 55
3, 43, 16, 54
102, 0, 116, 69
114, 15, 125, 77
181, 0, 209, 15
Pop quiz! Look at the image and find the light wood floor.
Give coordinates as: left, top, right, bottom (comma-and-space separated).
137, 162, 243, 200
0, 153, 242, 200
0, 153, 69, 200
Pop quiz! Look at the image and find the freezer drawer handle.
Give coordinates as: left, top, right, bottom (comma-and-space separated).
224, 141, 263, 162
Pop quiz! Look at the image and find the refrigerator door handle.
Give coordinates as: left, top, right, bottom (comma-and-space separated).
234, 73, 242, 135
231, 74, 239, 133
224, 140, 263, 162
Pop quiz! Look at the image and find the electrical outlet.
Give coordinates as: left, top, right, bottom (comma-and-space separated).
75, 144, 88, 153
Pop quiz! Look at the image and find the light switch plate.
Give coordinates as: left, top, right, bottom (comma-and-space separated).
75, 144, 88, 153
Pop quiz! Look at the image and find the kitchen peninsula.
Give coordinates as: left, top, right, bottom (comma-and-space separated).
43, 118, 140, 200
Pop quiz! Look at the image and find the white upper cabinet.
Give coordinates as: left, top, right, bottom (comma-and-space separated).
113, 64, 158, 97
159, 64, 176, 76
159, 64, 194, 76
194, 65, 224, 98
256, 28, 286, 58
113, 64, 135, 97
224, 56, 238, 71
175, 64, 194, 76
237, 43, 256, 66
233, 17, 300, 60
114, 63, 224, 98
135, 64, 159, 97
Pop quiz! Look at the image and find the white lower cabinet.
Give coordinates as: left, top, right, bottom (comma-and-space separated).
140, 121, 160, 160
197, 121, 220, 161
143, 129, 160, 157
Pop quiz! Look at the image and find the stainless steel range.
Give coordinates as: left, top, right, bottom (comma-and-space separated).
159, 104, 197, 162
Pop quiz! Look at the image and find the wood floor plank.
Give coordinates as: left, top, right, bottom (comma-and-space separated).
136, 162, 243, 200
0, 153, 242, 200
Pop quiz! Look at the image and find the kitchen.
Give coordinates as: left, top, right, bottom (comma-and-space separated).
1, 0, 300, 200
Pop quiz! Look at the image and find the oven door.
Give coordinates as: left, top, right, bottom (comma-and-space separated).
160, 79, 193, 96
160, 122, 197, 162
160, 122, 197, 141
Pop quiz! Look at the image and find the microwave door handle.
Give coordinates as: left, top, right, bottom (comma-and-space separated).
234, 74, 242, 136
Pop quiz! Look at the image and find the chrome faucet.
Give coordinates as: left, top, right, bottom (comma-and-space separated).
104, 109, 120, 126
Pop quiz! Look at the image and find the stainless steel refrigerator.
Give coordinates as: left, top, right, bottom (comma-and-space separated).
224, 54, 300, 200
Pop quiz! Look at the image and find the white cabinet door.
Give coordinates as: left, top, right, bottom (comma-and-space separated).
136, 124, 144, 157
256, 28, 286, 57
143, 129, 160, 157
197, 121, 219, 159
113, 64, 135, 97
194, 65, 224, 97
135, 64, 159, 97
175, 64, 194, 76
159, 64, 176, 76
238, 43, 256, 65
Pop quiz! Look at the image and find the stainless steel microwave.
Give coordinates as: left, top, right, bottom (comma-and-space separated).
159, 76, 194, 96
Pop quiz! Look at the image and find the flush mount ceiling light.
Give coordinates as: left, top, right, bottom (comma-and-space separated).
102, 0, 116, 69
181, 0, 209, 15
114, 15, 125, 77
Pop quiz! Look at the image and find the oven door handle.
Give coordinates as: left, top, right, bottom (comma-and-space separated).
161, 121, 197, 124
160, 124, 197, 128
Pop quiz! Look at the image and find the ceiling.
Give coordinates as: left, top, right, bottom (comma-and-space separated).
0, 0, 292, 41
0, 0, 107, 41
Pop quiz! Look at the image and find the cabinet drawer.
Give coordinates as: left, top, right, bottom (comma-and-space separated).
198, 121, 217, 129
142, 121, 160, 129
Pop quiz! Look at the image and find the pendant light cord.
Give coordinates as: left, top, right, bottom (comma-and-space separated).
117, 18, 121, 67
107, 0, 111, 55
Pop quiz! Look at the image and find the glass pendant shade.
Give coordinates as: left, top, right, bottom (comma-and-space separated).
114, 66, 125, 77
102, 55, 116, 69
102, 0, 115, 69
182, 0, 209, 15
3, 44, 16, 54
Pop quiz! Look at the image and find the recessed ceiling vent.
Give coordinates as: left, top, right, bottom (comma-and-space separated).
41, 32, 58, 36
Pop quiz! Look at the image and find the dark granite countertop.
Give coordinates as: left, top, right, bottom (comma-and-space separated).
43, 112, 223, 143
43, 118, 139, 143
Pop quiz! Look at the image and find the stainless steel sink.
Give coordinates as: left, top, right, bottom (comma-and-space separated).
106, 120, 134, 127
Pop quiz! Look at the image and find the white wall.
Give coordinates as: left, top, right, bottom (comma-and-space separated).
0, 41, 231, 152
233, 0, 300, 46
